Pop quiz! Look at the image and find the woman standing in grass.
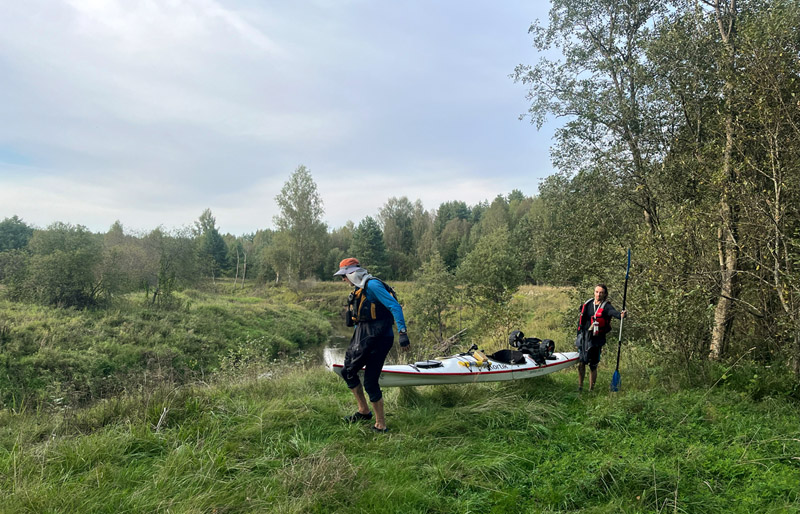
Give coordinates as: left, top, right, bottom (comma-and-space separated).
335, 258, 410, 432
576, 284, 626, 392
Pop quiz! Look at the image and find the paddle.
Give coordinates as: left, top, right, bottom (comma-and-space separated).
610, 249, 631, 392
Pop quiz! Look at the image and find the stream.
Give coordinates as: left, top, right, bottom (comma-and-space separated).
314, 321, 413, 370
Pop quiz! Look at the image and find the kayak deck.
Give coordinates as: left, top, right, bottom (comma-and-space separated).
329, 351, 579, 387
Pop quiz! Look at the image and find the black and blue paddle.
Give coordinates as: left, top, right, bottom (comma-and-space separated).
610, 249, 631, 392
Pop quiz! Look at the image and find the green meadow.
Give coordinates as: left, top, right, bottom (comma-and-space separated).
0, 285, 797, 513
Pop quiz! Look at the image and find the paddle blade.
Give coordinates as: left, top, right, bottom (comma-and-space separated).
610, 369, 621, 392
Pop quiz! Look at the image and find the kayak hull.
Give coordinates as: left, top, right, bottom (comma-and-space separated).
329, 351, 579, 387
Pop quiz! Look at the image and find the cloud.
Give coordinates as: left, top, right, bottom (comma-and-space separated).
0, 1, 556, 235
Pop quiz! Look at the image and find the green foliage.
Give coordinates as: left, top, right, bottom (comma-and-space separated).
142, 226, 199, 302
349, 216, 389, 277
5, 223, 107, 308
455, 227, 526, 347
377, 197, 427, 280
0, 215, 33, 251
508, 0, 800, 372
433, 200, 471, 235
438, 217, 470, 270
195, 209, 229, 278
406, 253, 457, 346
458, 227, 523, 304
274, 165, 328, 280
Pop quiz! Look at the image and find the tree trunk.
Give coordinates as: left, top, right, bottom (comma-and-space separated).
709, 195, 737, 359
709, 102, 738, 360
241, 251, 247, 289
234, 249, 240, 288
708, 0, 738, 361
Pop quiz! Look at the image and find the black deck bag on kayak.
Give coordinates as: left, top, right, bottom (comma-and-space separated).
508, 331, 556, 365
489, 349, 526, 365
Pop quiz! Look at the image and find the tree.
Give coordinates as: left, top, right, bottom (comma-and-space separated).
195, 209, 229, 281
458, 227, 524, 305
378, 197, 420, 280
411, 200, 435, 264
434, 201, 471, 235
378, 197, 415, 252
0, 215, 34, 251
9, 223, 105, 307
513, 0, 666, 233
142, 226, 198, 305
514, 0, 800, 374
473, 195, 510, 238
263, 231, 292, 284
716, 0, 800, 369
225, 235, 245, 286
349, 216, 389, 277
438, 218, 471, 271
407, 252, 457, 345
457, 227, 526, 345
249, 229, 276, 283
274, 165, 327, 280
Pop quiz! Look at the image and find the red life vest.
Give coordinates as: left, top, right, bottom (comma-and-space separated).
579, 299, 610, 336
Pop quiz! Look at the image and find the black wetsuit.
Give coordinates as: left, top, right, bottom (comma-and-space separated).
341, 279, 405, 402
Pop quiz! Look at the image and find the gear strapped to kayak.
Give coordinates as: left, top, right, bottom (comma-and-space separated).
507, 330, 557, 365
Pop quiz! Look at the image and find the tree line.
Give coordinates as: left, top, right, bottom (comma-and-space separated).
0, 166, 537, 305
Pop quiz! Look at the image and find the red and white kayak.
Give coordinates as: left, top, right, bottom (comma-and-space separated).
327, 349, 579, 387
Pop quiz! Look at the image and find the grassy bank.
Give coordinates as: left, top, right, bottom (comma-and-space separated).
0, 290, 331, 409
0, 359, 797, 513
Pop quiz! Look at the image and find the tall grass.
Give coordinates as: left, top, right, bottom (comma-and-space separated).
0, 360, 797, 513
1, 284, 797, 512
0, 289, 331, 410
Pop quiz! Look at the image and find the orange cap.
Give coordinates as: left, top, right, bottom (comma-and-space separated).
334, 257, 362, 276
338, 257, 360, 268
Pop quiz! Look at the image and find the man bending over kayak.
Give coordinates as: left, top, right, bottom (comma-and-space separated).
335, 258, 410, 433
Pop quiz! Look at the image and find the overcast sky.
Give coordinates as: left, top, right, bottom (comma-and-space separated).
0, 0, 556, 235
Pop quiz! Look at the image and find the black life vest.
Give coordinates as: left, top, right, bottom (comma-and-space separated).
346, 278, 397, 325
578, 299, 611, 336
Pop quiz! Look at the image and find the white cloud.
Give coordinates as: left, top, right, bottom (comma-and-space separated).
0, 0, 555, 234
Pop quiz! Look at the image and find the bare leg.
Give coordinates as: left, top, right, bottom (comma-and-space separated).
350, 385, 370, 415
589, 368, 598, 391
578, 362, 586, 391
372, 398, 386, 430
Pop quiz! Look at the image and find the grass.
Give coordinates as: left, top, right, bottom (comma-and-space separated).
1, 283, 797, 512
0, 289, 331, 409
516, 284, 574, 343
0, 361, 797, 513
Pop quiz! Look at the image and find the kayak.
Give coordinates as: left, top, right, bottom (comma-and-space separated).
326, 348, 579, 387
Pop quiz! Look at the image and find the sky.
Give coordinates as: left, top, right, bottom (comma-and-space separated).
0, 0, 557, 236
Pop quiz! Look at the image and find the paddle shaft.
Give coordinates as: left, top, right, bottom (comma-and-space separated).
614, 250, 631, 372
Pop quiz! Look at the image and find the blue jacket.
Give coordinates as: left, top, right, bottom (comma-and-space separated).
362, 279, 407, 332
